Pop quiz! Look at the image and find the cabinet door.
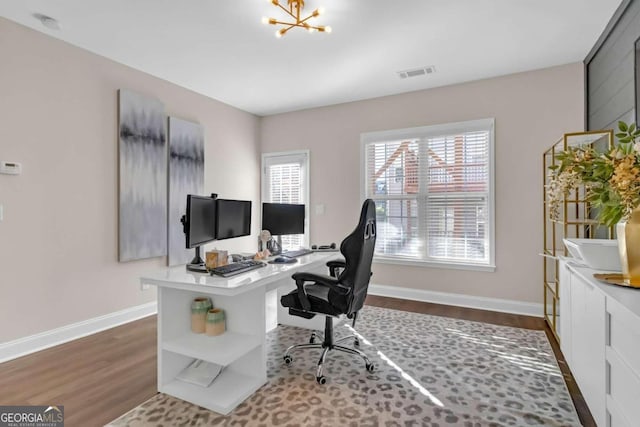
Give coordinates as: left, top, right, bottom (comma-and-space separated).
570, 273, 606, 427
606, 297, 640, 425
558, 261, 572, 364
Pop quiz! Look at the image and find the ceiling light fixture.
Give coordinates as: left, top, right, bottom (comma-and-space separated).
261, 0, 331, 38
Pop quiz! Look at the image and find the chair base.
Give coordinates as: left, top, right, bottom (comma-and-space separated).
283, 316, 374, 384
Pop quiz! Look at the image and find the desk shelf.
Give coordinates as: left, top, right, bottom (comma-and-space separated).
163, 332, 262, 367
161, 370, 264, 415
157, 283, 268, 416
144, 252, 339, 414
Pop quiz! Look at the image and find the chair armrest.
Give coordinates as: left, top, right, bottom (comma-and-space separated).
292, 272, 344, 291
326, 260, 346, 268
326, 260, 346, 278
291, 272, 349, 310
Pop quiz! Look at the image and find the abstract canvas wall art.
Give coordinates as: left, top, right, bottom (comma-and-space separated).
168, 117, 205, 266
118, 89, 167, 262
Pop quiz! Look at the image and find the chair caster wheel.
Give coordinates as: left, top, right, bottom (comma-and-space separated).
316, 375, 327, 385
366, 363, 375, 373
354, 339, 360, 347
284, 355, 293, 365
309, 337, 315, 344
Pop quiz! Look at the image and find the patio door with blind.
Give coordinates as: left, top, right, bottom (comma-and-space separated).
261, 151, 309, 249
361, 119, 495, 270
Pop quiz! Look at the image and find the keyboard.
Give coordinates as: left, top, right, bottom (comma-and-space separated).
282, 248, 314, 258
210, 260, 266, 277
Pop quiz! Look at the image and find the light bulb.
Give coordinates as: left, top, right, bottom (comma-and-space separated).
275, 29, 284, 38
325, 26, 332, 33
261, 16, 269, 25
317, 7, 325, 15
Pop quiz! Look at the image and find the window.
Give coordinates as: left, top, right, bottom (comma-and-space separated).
361, 119, 494, 270
262, 151, 309, 250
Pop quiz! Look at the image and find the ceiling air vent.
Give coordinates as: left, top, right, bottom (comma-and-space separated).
397, 66, 436, 79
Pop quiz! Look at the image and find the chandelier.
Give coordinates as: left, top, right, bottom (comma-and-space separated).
262, 0, 331, 38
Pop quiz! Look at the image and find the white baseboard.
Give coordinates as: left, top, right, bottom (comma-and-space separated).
0, 302, 157, 364
368, 284, 543, 317
0, 286, 540, 363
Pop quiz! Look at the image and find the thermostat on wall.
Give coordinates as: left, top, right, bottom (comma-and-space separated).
0, 161, 22, 175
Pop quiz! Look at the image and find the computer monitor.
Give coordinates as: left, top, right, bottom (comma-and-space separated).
184, 195, 218, 248
262, 203, 305, 235
216, 199, 252, 240
182, 194, 217, 272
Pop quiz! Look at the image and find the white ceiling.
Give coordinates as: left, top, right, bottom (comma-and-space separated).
0, 0, 622, 116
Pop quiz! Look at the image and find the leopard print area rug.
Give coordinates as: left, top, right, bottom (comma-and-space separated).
107, 306, 579, 426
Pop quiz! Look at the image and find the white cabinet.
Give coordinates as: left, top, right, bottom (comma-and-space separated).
568, 272, 606, 426
605, 297, 640, 426
559, 260, 640, 427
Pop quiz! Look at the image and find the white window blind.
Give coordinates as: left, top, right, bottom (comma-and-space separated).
269, 163, 302, 205
362, 119, 494, 268
262, 151, 309, 250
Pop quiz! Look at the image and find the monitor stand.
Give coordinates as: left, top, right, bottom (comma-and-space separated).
186, 246, 208, 273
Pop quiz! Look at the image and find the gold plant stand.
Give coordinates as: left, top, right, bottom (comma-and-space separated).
542, 130, 613, 342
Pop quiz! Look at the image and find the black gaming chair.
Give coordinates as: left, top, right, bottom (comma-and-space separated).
280, 199, 377, 384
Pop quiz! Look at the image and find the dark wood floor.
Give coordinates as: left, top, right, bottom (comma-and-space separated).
0, 296, 594, 427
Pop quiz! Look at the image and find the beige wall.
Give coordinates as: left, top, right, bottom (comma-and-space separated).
0, 14, 585, 344
261, 63, 584, 304
0, 18, 260, 342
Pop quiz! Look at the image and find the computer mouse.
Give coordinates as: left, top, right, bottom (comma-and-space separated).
273, 256, 296, 264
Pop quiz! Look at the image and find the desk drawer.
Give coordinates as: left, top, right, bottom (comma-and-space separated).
607, 298, 640, 377
607, 347, 640, 424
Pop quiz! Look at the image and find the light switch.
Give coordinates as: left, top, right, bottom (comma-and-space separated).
315, 204, 325, 215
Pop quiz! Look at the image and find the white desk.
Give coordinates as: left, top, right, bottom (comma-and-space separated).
140, 252, 340, 415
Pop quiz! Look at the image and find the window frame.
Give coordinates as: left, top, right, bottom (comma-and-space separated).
261, 150, 310, 248
360, 119, 495, 272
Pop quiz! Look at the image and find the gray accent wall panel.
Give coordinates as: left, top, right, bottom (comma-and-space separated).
590, 80, 635, 130
588, 4, 640, 91
589, 52, 633, 115
587, 0, 640, 130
